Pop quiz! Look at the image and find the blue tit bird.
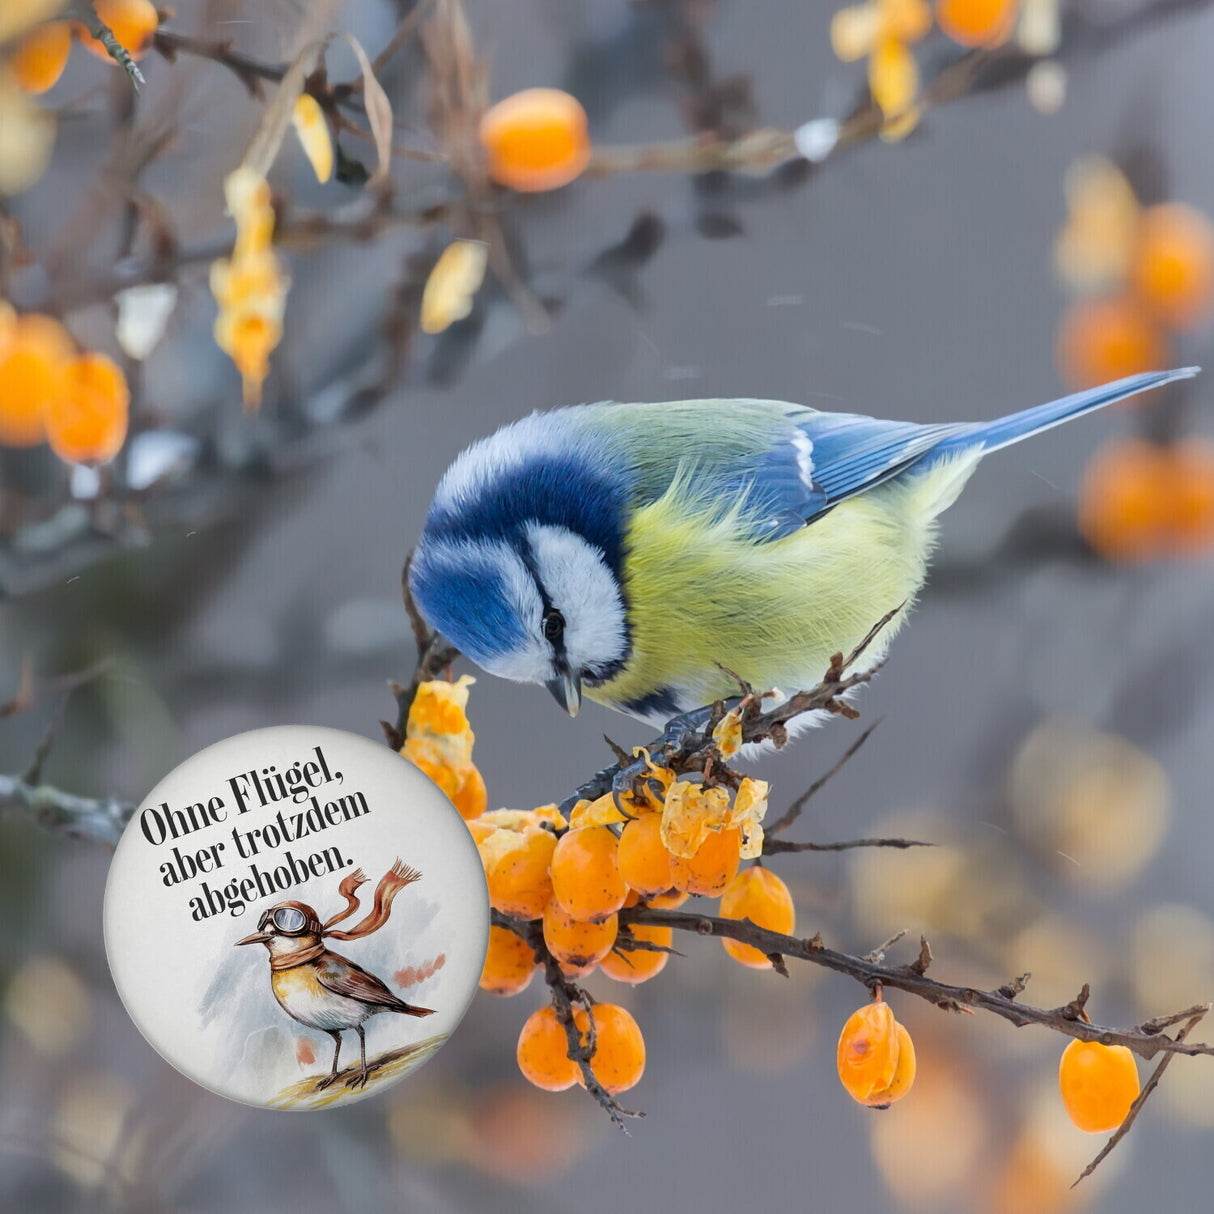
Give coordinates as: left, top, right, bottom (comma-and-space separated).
408, 368, 1197, 731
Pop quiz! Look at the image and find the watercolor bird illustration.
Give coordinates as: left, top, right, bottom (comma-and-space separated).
236, 860, 435, 1090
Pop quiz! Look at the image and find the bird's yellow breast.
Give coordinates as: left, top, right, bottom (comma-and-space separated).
593, 451, 982, 710
271, 964, 327, 1004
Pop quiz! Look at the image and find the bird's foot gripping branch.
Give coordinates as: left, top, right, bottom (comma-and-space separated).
386, 595, 1214, 1180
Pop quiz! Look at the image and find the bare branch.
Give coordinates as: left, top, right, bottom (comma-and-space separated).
619, 906, 1214, 1063
1073, 1006, 1209, 1186
765, 719, 882, 836
764, 834, 932, 855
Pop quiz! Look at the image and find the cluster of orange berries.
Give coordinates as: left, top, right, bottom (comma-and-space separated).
1053, 160, 1214, 561
836, 992, 1141, 1138
464, 742, 795, 1095
0, 305, 129, 465
5, 0, 158, 94
831, 0, 1022, 139
1056, 163, 1214, 391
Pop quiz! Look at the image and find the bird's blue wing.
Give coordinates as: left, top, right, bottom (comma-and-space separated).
736, 411, 966, 541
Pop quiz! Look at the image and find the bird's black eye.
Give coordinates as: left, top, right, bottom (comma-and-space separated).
542, 609, 565, 643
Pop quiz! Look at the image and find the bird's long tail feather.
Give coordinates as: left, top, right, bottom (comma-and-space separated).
935, 367, 1199, 457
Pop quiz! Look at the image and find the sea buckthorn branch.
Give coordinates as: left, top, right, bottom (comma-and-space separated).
622, 903, 1214, 1064
0, 661, 133, 845
494, 909, 644, 1128
1073, 1006, 1208, 1187
558, 606, 901, 817
0, 772, 132, 845
381, 554, 461, 751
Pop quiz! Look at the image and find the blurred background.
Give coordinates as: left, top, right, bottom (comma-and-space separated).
2, 0, 1214, 1210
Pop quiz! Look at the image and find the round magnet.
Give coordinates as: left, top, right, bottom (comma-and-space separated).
104, 725, 489, 1110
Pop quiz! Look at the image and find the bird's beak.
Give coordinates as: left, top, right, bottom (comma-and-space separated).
546, 668, 582, 717
235, 931, 271, 947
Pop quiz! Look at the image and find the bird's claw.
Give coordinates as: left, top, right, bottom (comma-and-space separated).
345, 1069, 370, 1090
316, 1072, 340, 1090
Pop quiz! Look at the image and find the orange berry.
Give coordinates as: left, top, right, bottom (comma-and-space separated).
718, 866, 796, 969
669, 827, 741, 897
645, 888, 689, 909
550, 826, 627, 923
543, 900, 618, 969
1056, 295, 1169, 391
480, 925, 536, 996
0, 313, 75, 447
1168, 439, 1214, 555
78, 0, 158, 62
617, 812, 674, 897
452, 762, 488, 819
1077, 438, 1171, 561
516, 1005, 578, 1091
479, 823, 556, 920
572, 1003, 645, 1094
479, 88, 591, 193
935, 0, 1019, 47
837, 999, 917, 1108
1131, 203, 1214, 331
599, 925, 671, 984
1059, 1040, 1139, 1133
9, 21, 71, 94
44, 352, 129, 465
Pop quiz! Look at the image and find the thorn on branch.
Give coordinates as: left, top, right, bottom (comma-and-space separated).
78, 2, 146, 90
997, 973, 1031, 1000
907, 936, 932, 977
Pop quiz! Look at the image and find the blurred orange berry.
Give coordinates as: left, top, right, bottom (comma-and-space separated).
1131, 203, 1214, 331
718, 866, 796, 969
44, 352, 129, 465
551, 826, 627, 923
837, 998, 916, 1107
617, 812, 674, 897
1059, 1040, 1139, 1133
517, 1005, 579, 1091
0, 312, 74, 447
669, 827, 742, 897
1077, 438, 1172, 561
479, 88, 591, 193
9, 21, 71, 93
1169, 440, 1214, 555
572, 1003, 645, 1094
480, 925, 536, 996
1056, 294, 1168, 391
543, 900, 618, 969
935, 0, 1019, 47
78, 0, 158, 62
599, 924, 671, 984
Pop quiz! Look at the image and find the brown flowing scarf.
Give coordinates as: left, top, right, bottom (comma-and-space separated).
322, 858, 422, 940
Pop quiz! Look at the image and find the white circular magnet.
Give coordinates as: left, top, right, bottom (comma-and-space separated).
104, 725, 489, 1110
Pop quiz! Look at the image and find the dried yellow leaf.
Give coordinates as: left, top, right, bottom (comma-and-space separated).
660, 780, 732, 859
420, 240, 489, 335
712, 707, 744, 758
291, 94, 333, 183
569, 793, 629, 830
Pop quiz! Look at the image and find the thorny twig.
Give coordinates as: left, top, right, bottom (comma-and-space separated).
380, 553, 459, 750
765, 719, 882, 837
494, 911, 643, 1128
620, 905, 1214, 1063
559, 606, 902, 816
1073, 1006, 1208, 1187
